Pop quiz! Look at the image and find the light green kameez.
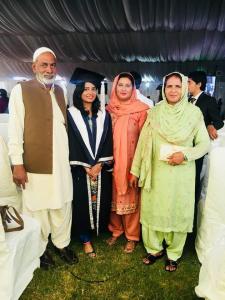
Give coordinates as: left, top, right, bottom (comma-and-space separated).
137, 110, 209, 233
131, 73, 210, 260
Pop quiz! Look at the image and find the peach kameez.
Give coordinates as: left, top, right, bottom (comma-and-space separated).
109, 111, 147, 240
107, 74, 148, 241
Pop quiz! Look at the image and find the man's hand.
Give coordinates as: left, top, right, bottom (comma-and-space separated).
13, 165, 28, 189
207, 125, 218, 140
168, 152, 184, 166
129, 174, 138, 189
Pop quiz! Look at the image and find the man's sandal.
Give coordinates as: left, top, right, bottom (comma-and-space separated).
165, 259, 178, 272
143, 251, 164, 265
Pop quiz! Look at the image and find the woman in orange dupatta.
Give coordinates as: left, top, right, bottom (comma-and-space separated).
106, 72, 149, 253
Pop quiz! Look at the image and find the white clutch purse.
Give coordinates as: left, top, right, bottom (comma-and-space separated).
159, 144, 186, 161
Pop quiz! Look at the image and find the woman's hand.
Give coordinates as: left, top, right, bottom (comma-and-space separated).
129, 174, 138, 189
168, 151, 184, 166
84, 167, 92, 177
89, 163, 102, 181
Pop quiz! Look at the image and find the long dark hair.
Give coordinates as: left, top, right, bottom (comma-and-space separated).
73, 82, 100, 116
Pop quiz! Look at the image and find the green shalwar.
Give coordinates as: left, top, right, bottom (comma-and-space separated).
131, 73, 210, 260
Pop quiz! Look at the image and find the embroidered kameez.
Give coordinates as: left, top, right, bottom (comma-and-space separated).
107, 73, 148, 241
131, 72, 210, 260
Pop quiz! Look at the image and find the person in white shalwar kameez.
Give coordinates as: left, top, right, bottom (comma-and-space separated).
195, 124, 225, 300
8, 47, 78, 268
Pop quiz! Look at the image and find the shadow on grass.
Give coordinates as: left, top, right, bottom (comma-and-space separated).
21, 232, 200, 300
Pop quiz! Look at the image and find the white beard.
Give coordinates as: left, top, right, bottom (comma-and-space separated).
36, 73, 56, 85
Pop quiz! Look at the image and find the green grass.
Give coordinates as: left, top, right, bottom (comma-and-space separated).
20, 234, 202, 300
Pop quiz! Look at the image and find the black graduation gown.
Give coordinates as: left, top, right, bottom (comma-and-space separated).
67, 107, 113, 235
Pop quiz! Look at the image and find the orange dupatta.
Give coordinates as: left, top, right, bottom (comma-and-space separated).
106, 74, 149, 195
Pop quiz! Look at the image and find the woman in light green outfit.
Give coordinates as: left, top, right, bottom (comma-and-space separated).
129, 72, 210, 271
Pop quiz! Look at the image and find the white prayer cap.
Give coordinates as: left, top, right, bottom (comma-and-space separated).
33, 47, 56, 62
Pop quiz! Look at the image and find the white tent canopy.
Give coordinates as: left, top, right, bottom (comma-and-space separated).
1, 0, 225, 82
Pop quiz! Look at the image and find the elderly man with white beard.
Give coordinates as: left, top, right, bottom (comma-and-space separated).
8, 47, 78, 269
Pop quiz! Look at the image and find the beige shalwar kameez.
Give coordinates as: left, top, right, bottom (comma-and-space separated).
8, 84, 73, 254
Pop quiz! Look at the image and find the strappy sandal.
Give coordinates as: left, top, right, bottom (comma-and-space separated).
85, 250, 96, 258
106, 236, 118, 246
165, 259, 178, 272
124, 240, 137, 253
83, 242, 96, 258
143, 251, 164, 265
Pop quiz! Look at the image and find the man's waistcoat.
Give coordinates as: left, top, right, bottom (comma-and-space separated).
21, 79, 67, 174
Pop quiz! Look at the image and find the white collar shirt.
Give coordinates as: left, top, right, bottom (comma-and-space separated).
191, 91, 203, 105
